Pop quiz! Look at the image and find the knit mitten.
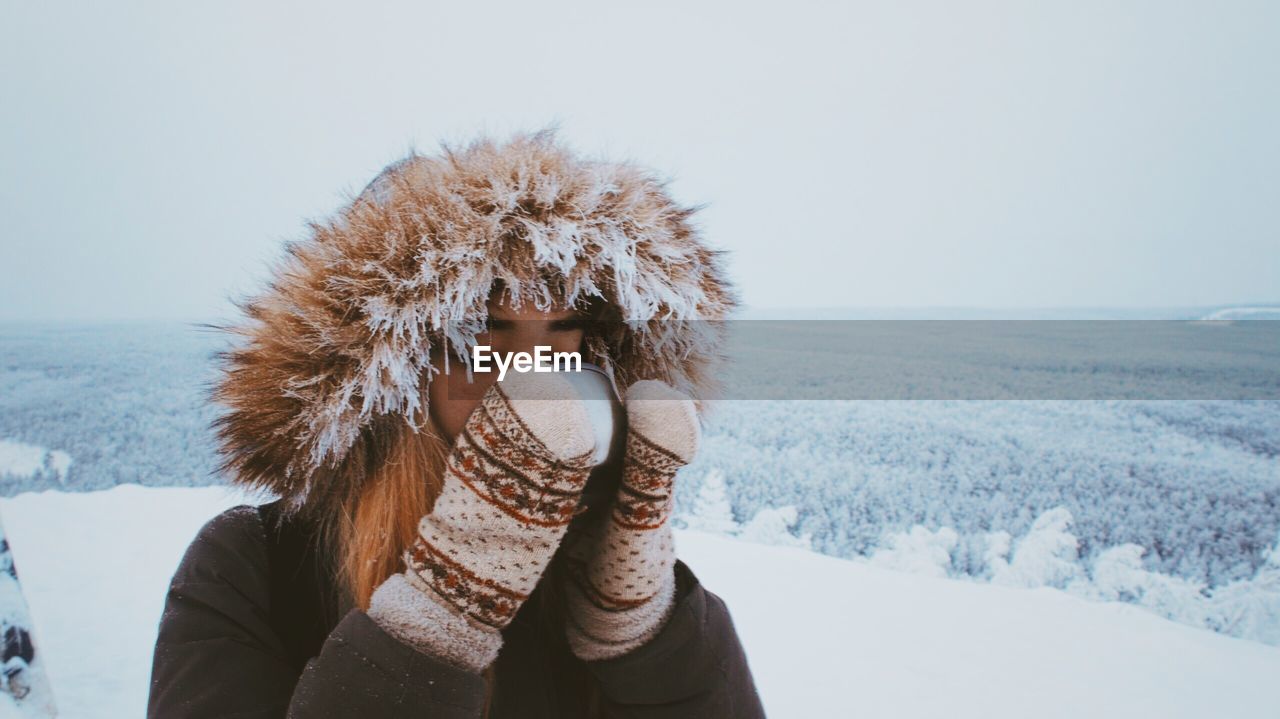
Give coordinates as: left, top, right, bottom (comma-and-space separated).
368, 371, 598, 673
563, 379, 700, 661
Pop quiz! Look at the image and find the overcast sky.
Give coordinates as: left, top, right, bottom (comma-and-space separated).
2, 1, 1277, 322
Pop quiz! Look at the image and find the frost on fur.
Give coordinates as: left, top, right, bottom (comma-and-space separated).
206, 126, 738, 517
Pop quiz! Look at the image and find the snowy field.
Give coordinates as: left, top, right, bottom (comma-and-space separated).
2, 485, 1279, 718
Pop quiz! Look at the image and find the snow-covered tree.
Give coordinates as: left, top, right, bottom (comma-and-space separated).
1207, 531, 1280, 645
981, 530, 1013, 580
739, 506, 812, 549
868, 525, 959, 578
682, 468, 740, 535
990, 507, 1083, 589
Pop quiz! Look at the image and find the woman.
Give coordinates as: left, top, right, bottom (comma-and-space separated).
147, 127, 765, 717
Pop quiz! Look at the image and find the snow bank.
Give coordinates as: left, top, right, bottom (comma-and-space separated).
0, 485, 262, 718
1199, 306, 1280, 321
2, 485, 1279, 718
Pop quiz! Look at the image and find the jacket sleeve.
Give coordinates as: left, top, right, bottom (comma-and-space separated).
584, 560, 767, 718
146, 505, 487, 719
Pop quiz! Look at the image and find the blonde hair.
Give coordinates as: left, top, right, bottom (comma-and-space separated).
316, 399, 519, 712
331, 420, 446, 610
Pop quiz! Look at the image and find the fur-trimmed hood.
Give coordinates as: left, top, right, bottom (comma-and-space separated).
206, 127, 738, 518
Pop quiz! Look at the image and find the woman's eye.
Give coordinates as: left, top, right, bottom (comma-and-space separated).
485, 318, 514, 331
551, 319, 586, 331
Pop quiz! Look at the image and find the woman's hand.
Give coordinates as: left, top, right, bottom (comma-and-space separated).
562, 379, 701, 660
367, 370, 600, 672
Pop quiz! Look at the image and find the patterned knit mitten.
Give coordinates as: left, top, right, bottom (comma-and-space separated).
368, 371, 599, 672
563, 379, 700, 661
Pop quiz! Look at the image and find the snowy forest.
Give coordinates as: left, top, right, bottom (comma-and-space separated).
2, 321, 1278, 647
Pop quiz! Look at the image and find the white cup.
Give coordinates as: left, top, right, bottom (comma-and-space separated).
560, 362, 626, 523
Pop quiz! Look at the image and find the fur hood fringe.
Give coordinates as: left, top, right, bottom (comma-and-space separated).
205, 127, 738, 517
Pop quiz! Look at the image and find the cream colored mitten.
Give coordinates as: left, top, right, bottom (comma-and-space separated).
368, 371, 598, 672
563, 379, 701, 661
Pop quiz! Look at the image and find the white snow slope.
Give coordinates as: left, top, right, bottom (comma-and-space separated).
2, 485, 1278, 718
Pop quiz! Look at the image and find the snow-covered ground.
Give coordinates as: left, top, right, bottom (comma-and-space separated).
2, 485, 1278, 718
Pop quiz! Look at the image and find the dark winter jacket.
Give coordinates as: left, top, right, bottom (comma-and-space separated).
146, 499, 766, 718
